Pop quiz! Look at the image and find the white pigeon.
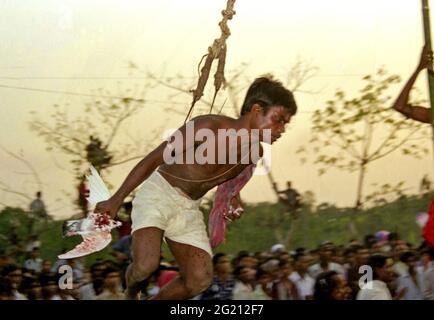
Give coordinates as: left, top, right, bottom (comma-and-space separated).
58, 166, 121, 260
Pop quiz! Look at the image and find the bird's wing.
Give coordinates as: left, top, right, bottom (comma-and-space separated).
58, 231, 112, 260
86, 165, 111, 206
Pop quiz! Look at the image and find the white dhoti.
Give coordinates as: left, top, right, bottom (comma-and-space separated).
131, 170, 212, 257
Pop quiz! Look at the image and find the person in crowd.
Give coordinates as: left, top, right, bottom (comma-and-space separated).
2, 264, 27, 300
24, 247, 43, 273
357, 254, 404, 300
232, 265, 256, 300
397, 251, 424, 300
96, 266, 124, 300
289, 252, 315, 300
201, 253, 235, 300
308, 242, 345, 279
314, 271, 352, 300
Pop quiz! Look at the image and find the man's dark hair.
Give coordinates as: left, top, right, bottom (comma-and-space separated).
240, 75, 297, 116
233, 265, 248, 279
400, 251, 415, 263
102, 266, 120, 278
0, 278, 14, 297
1, 264, 20, 277
293, 252, 306, 262
313, 271, 338, 300
388, 232, 399, 242
212, 253, 226, 266
364, 234, 376, 249
367, 254, 388, 279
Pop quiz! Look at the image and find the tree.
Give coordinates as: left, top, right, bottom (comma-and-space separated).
298, 68, 430, 237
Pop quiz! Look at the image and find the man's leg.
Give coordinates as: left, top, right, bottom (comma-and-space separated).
151, 239, 212, 300
125, 227, 163, 299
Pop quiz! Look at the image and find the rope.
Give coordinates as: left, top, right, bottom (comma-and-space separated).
184, 0, 236, 123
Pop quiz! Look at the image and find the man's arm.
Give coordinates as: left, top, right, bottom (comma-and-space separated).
393, 45, 432, 124
94, 141, 167, 218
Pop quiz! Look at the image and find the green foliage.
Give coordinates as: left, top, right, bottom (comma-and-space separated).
308, 68, 428, 175
1, 192, 431, 263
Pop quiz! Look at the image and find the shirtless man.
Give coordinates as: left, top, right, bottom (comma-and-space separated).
393, 45, 433, 123
94, 76, 298, 300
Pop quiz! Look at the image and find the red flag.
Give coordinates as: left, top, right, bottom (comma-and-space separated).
423, 200, 434, 247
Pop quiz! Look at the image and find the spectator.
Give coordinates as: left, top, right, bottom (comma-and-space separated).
79, 262, 105, 300
96, 266, 124, 300
364, 234, 377, 249
314, 271, 352, 300
41, 260, 52, 274
22, 277, 43, 300
274, 259, 297, 300
40, 274, 61, 300
111, 234, 132, 289
397, 251, 424, 300
232, 266, 256, 300
0, 278, 15, 300
308, 242, 345, 279
24, 247, 43, 273
289, 252, 314, 300
201, 253, 235, 300
419, 247, 434, 299
357, 254, 399, 300
2, 264, 27, 300
252, 269, 272, 300
29, 191, 48, 220
347, 246, 370, 299
392, 244, 410, 277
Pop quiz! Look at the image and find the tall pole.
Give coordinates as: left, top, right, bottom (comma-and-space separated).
421, 0, 434, 167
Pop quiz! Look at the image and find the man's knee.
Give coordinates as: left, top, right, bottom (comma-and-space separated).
184, 271, 213, 296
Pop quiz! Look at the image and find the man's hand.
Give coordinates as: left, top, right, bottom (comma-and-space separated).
418, 44, 433, 71
94, 197, 123, 219
225, 195, 244, 222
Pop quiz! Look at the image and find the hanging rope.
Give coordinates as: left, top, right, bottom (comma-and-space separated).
184, 0, 236, 123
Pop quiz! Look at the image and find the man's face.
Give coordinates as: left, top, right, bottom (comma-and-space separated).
295, 256, 310, 273
406, 256, 418, 270
331, 274, 352, 300
42, 260, 52, 272
357, 249, 370, 265
251, 105, 292, 144
105, 272, 121, 289
31, 249, 40, 259
377, 258, 395, 283
239, 267, 256, 283
319, 246, 333, 261
215, 256, 232, 274
7, 269, 22, 288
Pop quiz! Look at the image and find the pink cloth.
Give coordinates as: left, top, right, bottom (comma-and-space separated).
208, 164, 255, 248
